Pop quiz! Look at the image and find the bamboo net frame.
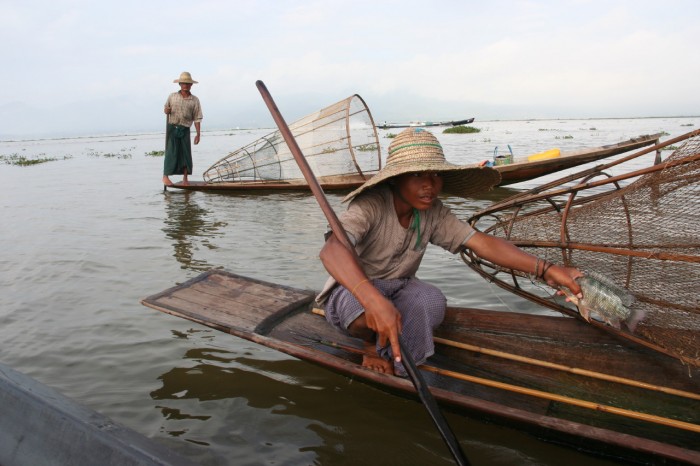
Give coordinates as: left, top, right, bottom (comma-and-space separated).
203, 95, 381, 183
463, 129, 700, 368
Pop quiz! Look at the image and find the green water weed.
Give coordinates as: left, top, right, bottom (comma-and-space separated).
443, 126, 480, 134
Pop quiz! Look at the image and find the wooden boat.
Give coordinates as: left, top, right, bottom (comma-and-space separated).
376, 118, 475, 129
141, 269, 700, 465
0, 362, 195, 466
168, 174, 371, 192
169, 133, 662, 192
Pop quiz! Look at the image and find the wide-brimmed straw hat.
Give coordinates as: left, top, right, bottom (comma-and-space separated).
343, 127, 501, 202
173, 71, 198, 84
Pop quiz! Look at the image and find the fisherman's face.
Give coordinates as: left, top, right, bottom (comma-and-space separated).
394, 172, 444, 210
179, 82, 193, 93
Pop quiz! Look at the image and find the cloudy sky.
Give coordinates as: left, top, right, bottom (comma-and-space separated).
2, 0, 698, 138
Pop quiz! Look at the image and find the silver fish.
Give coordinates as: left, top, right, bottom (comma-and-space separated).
562, 271, 644, 332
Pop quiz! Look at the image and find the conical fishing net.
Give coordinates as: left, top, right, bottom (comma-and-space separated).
203, 95, 380, 184
464, 130, 700, 367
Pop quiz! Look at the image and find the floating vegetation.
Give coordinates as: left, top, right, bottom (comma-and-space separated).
0, 153, 69, 166
355, 144, 378, 152
443, 126, 480, 134
681, 123, 695, 127
321, 147, 338, 154
590, 127, 597, 131
145, 150, 165, 157
87, 148, 132, 159
555, 135, 574, 140
385, 133, 397, 138
662, 145, 679, 151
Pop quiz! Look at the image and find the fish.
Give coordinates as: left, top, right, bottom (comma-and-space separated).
561, 270, 645, 332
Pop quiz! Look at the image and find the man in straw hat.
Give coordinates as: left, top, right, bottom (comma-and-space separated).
317, 128, 583, 376
163, 71, 203, 186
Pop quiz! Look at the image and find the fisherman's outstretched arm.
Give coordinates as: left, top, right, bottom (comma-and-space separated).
319, 233, 404, 362
465, 231, 583, 297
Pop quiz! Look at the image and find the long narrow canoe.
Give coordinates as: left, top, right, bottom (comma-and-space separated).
376, 118, 475, 129
141, 269, 700, 465
168, 133, 662, 192
496, 132, 662, 186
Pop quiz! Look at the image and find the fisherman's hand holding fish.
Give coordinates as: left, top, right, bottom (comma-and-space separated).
541, 263, 584, 300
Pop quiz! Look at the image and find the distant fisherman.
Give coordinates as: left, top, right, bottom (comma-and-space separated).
163, 71, 203, 186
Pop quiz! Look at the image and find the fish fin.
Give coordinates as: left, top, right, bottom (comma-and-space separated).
621, 292, 636, 308
624, 308, 647, 333
579, 306, 591, 322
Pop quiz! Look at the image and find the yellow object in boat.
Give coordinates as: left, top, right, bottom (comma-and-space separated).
527, 148, 560, 162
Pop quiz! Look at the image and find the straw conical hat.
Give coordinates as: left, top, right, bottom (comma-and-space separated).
173, 71, 198, 84
343, 127, 500, 202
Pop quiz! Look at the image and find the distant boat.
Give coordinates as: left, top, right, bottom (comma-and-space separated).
376, 118, 475, 129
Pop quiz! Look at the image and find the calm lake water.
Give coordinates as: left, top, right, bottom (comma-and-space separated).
1, 116, 697, 465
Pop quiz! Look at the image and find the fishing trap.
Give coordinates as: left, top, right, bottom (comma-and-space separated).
203, 95, 381, 186
463, 129, 700, 368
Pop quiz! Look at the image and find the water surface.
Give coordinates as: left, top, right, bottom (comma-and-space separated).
1, 117, 696, 465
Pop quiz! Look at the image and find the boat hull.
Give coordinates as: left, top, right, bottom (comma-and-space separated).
141, 269, 700, 465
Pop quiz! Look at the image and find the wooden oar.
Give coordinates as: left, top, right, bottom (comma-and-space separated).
164, 114, 169, 192
256, 80, 470, 466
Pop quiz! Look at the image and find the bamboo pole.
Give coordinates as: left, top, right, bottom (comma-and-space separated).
420, 365, 700, 434
433, 337, 700, 401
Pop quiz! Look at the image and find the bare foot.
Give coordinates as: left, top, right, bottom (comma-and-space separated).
162, 176, 173, 186
361, 343, 394, 374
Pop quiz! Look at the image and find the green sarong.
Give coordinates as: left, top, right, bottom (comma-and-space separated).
163, 124, 193, 176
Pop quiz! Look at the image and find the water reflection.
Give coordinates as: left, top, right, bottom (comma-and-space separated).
149, 344, 333, 463
162, 191, 226, 271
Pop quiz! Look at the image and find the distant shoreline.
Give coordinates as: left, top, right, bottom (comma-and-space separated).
2, 115, 698, 144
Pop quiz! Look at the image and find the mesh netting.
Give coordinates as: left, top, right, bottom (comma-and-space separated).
464, 130, 700, 367
203, 95, 380, 183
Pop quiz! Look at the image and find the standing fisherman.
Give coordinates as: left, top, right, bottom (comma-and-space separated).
163, 71, 203, 186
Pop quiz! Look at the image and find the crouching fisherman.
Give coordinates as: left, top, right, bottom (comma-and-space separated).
317, 128, 583, 376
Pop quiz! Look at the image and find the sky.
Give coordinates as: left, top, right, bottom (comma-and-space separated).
1, 0, 699, 138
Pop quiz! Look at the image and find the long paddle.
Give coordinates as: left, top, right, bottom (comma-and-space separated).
164, 113, 169, 191
256, 80, 470, 466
